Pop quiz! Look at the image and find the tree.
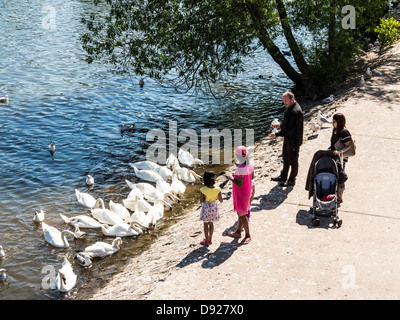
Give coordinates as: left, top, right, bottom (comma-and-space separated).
81, 0, 390, 94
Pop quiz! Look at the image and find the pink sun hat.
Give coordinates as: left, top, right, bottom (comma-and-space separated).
235, 145, 248, 157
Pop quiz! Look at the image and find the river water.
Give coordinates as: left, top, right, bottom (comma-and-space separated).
0, 0, 294, 299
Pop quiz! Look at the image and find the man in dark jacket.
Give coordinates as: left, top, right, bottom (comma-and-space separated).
269, 92, 304, 186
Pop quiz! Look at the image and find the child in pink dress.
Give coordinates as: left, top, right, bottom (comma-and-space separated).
228, 146, 254, 244
200, 171, 223, 246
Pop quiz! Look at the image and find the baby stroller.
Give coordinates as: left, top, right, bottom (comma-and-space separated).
309, 155, 342, 228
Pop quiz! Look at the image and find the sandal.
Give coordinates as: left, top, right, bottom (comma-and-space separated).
241, 237, 252, 245
227, 232, 241, 238
200, 239, 212, 246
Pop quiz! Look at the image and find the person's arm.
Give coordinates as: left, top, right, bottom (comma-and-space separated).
228, 174, 244, 188
200, 192, 205, 203
218, 191, 223, 203
276, 109, 302, 138
333, 141, 351, 155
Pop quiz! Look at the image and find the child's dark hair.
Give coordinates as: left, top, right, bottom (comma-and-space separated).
203, 171, 215, 187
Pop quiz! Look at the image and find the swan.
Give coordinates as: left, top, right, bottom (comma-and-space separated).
74, 252, 92, 267
148, 199, 172, 224
109, 200, 131, 222
42, 222, 78, 248
90, 206, 125, 226
131, 165, 164, 183
172, 167, 202, 183
171, 173, 186, 195
154, 166, 173, 181
178, 148, 204, 167
166, 153, 179, 169
135, 182, 178, 204
60, 213, 102, 229
156, 180, 181, 201
86, 174, 94, 186
123, 197, 153, 213
0, 245, 5, 258
73, 224, 87, 239
0, 95, 9, 103
80, 237, 123, 258
100, 221, 148, 237
0, 269, 7, 282
33, 208, 46, 222
75, 189, 100, 209
55, 257, 77, 293
129, 161, 160, 171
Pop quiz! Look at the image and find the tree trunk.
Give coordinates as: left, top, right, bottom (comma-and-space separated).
246, 2, 305, 86
328, 0, 336, 59
275, 0, 310, 76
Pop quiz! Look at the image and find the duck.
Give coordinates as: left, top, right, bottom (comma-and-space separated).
139, 78, 144, 87
33, 208, 46, 222
0, 269, 7, 282
132, 165, 164, 183
178, 148, 204, 168
100, 221, 148, 237
120, 124, 135, 134
80, 237, 123, 258
321, 94, 334, 104
86, 174, 94, 186
90, 205, 125, 226
282, 50, 292, 56
316, 110, 331, 126
0, 245, 5, 258
49, 141, 56, 156
0, 95, 9, 103
74, 253, 92, 267
109, 200, 131, 222
55, 257, 77, 293
59, 213, 102, 229
75, 189, 100, 209
42, 222, 78, 248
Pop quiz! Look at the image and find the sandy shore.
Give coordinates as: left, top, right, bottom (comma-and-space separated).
71, 38, 400, 301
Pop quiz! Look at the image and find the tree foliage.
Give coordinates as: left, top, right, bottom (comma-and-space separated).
81, 0, 391, 94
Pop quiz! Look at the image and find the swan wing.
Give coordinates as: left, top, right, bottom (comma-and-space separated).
75, 189, 96, 208
42, 223, 64, 248
90, 208, 124, 226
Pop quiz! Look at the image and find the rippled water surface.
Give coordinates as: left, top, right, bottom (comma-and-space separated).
0, 0, 294, 299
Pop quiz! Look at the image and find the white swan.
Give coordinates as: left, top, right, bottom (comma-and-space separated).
135, 182, 178, 204
156, 180, 181, 201
109, 200, 131, 222
0, 269, 7, 282
42, 222, 78, 248
123, 197, 152, 213
154, 166, 173, 181
129, 161, 160, 171
75, 189, 101, 209
60, 213, 102, 229
178, 148, 204, 167
90, 206, 125, 226
55, 257, 77, 293
101, 221, 148, 237
86, 174, 94, 186
171, 173, 186, 195
166, 153, 179, 169
172, 167, 202, 183
132, 165, 164, 183
80, 237, 123, 258
33, 208, 46, 222
0, 95, 9, 103
73, 224, 87, 239
74, 253, 92, 267
148, 199, 172, 224
0, 245, 5, 258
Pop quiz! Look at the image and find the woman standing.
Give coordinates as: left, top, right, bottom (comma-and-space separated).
329, 113, 353, 203
228, 146, 254, 245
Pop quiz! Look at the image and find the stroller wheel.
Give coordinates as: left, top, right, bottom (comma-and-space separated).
311, 218, 320, 227
336, 219, 342, 228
